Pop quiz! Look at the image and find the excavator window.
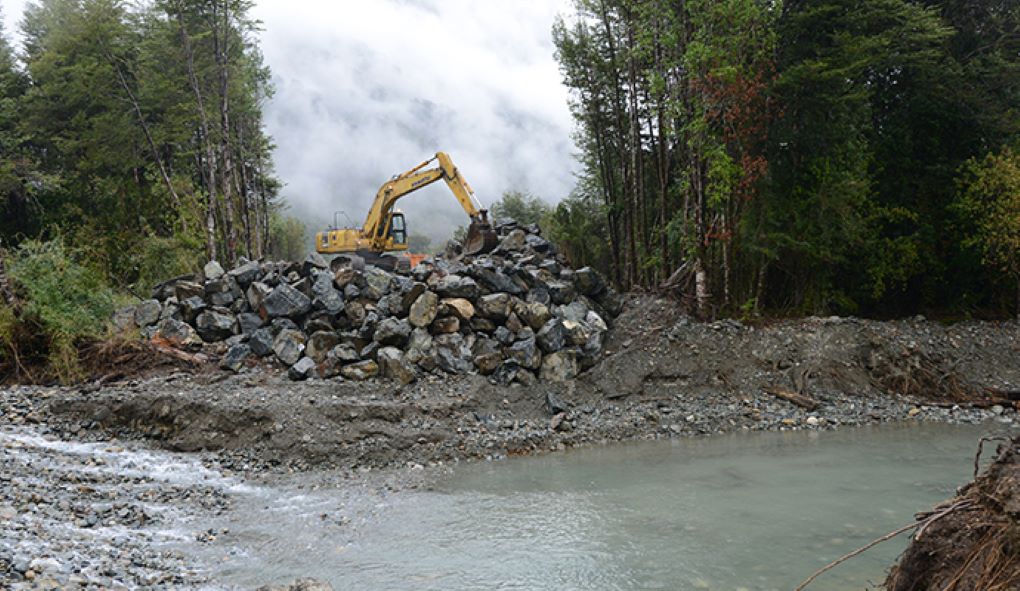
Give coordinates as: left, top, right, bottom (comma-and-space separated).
389, 213, 407, 245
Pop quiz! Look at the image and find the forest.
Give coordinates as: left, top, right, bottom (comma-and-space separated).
0, 0, 283, 294
1, 0, 1019, 323
547, 0, 1020, 317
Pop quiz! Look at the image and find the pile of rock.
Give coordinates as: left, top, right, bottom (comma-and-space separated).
113, 222, 621, 384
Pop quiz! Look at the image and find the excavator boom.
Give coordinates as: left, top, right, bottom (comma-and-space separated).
316, 152, 498, 263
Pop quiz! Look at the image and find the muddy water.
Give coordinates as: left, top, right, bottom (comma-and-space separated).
197, 421, 1013, 591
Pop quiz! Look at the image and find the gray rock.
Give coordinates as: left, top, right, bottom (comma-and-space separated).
288, 356, 319, 380
433, 333, 473, 374
563, 319, 592, 346
305, 331, 340, 363
471, 267, 525, 295
508, 338, 542, 370
329, 343, 361, 363
273, 329, 306, 366
195, 310, 236, 342
246, 281, 272, 313
111, 306, 136, 332
341, 360, 379, 381
179, 296, 207, 324
516, 301, 552, 331
205, 278, 239, 307
345, 300, 367, 327
220, 344, 251, 373
400, 282, 427, 316
228, 260, 261, 286
405, 328, 433, 364
173, 280, 205, 302
311, 272, 344, 314
377, 347, 417, 384
434, 274, 480, 299
261, 283, 312, 319
496, 229, 527, 252
255, 577, 335, 591
154, 318, 201, 347
476, 293, 512, 321
159, 301, 183, 322
237, 312, 264, 335
362, 266, 393, 300
524, 233, 552, 253
546, 281, 576, 305
431, 316, 460, 334
540, 350, 579, 382
203, 260, 225, 281
440, 297, 475, 321
333, 267, 357, 288
558, 300, 589, 323
134, 299, 162, 327
302, 252, 329, 276
408, 291, 439, 328
473, 352, 503, 375
573, 266, 605, 296
470, 317, 496, 333
343, 283, 361, 300
249, 327, 275, 357
493, 326, 515, 345
375, 317, 412, 346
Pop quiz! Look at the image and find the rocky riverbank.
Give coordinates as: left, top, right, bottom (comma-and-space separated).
3, 299, 1020, 588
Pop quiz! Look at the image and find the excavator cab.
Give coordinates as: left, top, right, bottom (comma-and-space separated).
388, 212, 407, 246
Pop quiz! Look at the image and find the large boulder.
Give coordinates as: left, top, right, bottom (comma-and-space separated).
311, 272, 344, 315
540, 350, 579, 382
179, 296, 207, 324
203, 260, 225, 281
377, 347, 417, 384
220, 343, 251, 373
434, 274, 480, 299
305, 330, 340, 363
374, 317, 412, 347
273, 329, 306, 366
228, 260, 261, 287
154, 317, 201, 347
302, 251, 329, 276
408, 291, 439, 328
475, 293, 511, 321
236, 312, 264, 335
361, 266, 392, 300
133, 299, 162, 327
508, 338, 542, 370
288, 356, 319, 381
261, 283, 312, 320
194, 310, 236, 342
341, 360, 379, 381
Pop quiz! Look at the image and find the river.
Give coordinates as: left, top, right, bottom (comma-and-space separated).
188, 421, 1012, 591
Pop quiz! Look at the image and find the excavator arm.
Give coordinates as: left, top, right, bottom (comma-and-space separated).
361, 152, 497, 254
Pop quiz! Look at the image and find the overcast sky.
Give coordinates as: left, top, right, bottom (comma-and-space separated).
1, 0, 579, 243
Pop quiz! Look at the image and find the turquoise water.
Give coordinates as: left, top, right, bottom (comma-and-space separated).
202, 421, 1013, 590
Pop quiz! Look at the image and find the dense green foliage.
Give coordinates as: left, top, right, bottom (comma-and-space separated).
553, 0, 1020, 316
0, 238, 114, 382
0, 0, 280, 293
490, 190, 552, 227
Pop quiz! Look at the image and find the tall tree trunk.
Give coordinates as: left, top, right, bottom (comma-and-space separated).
214, 0, 237, 266
174, 1, 218, 262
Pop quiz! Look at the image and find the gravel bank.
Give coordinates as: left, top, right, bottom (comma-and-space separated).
2, 302, 1019, 588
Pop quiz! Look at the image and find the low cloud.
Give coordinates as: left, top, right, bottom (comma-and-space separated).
252, 0, 579, 245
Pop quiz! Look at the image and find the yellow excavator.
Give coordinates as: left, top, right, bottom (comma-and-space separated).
315, 152, 498, 271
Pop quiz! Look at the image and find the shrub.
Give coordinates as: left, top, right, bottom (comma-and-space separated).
2, 238, 114, 382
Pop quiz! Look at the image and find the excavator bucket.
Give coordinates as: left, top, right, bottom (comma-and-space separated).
464, 217, 499, 255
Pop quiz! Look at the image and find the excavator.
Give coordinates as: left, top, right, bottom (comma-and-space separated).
315, 152, 499, 271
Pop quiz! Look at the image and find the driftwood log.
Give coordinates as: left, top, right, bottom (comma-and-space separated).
763, 386, 820, 411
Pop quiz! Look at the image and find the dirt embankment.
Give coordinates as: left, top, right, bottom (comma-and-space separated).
886, 435, 1020, 591
10, 297, 1019, 473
